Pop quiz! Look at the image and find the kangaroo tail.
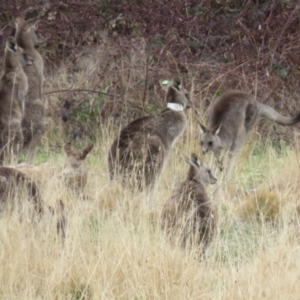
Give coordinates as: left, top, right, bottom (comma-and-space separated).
258, 103, 300, 126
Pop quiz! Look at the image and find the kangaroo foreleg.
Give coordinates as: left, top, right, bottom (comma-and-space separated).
213, 150, 225, 172
225, 153, 237, 181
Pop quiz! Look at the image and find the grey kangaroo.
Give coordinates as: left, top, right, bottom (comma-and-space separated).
161, 153, 217, 250
108, 79, 192, 190
63, 141, 94, 194
13, 141, 94, 198
15, 17, 45, 162
0, 36, 33, 164
198, 90, 300, 180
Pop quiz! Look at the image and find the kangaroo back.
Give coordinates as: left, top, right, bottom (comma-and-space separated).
208, 91, 253, 126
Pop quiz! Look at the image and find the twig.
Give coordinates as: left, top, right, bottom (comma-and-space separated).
45, 79, 145, 97
45, 89, 111, 96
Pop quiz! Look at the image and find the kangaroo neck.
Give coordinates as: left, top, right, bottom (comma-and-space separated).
167, 102, 184, 111
160, 105, 186, 119
16, 33, 35, 52
217, 131, 231, 149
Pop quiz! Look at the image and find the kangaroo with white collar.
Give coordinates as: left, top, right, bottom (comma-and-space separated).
108, 79, 192, 190
198, 90, 300, 180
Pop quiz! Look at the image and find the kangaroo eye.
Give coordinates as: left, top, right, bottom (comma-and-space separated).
200, 141, 204, 146
208, 141, 213, 147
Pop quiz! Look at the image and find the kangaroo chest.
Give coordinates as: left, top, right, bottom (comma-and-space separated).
158, 110, 187, 146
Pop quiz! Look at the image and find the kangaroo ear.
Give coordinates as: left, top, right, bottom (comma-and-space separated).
182, 153, 191, 165
197, 122, 207, 135
172, 78, 181, 91
212, 123, 222, 135
6, 36, 18, 52
80, 144, 94, 160
24, 17, 39, 30
190, 153, 201, 167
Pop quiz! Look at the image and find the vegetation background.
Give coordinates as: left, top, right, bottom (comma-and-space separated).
0, 1, 300, 299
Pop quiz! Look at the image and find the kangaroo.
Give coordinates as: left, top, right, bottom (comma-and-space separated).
0, 36, 33, 164
15, 17, 45, 163
62, 141, 94, 194
108, 79, 192, 190
198, 90, 300, 180
161, 153, 217, 250
13, 141, 94, 196
0, 166, 42, 214
0, 166, 66, 238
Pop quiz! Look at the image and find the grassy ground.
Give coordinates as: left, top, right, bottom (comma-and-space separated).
2, 42, 300, 298
2, 114, 300, 299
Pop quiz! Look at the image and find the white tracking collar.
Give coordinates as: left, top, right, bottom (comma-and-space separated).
167, 102, 184, 111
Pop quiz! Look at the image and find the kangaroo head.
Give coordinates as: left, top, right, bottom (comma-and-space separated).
4, 36, 33, 69
185, 153, 217, 185
15, 17, 44, 48
64, 142, 94, 169
198, 122, 222, 155
164, 79, 192, 110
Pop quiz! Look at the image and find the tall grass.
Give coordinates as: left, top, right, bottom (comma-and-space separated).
2, 117, 300, 299
3, 47, 300, 298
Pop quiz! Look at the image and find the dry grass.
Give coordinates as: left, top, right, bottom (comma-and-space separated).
1, 119, 300, 299
2, 48, 300, 298
238, 188, 282, 223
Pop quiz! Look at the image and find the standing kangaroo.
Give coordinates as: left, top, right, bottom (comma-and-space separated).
108, 79, 192, 190
15, 17, 45, 162
198, 90, 300, 180
0, 36, 33, 164
161, 153, 217, 250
